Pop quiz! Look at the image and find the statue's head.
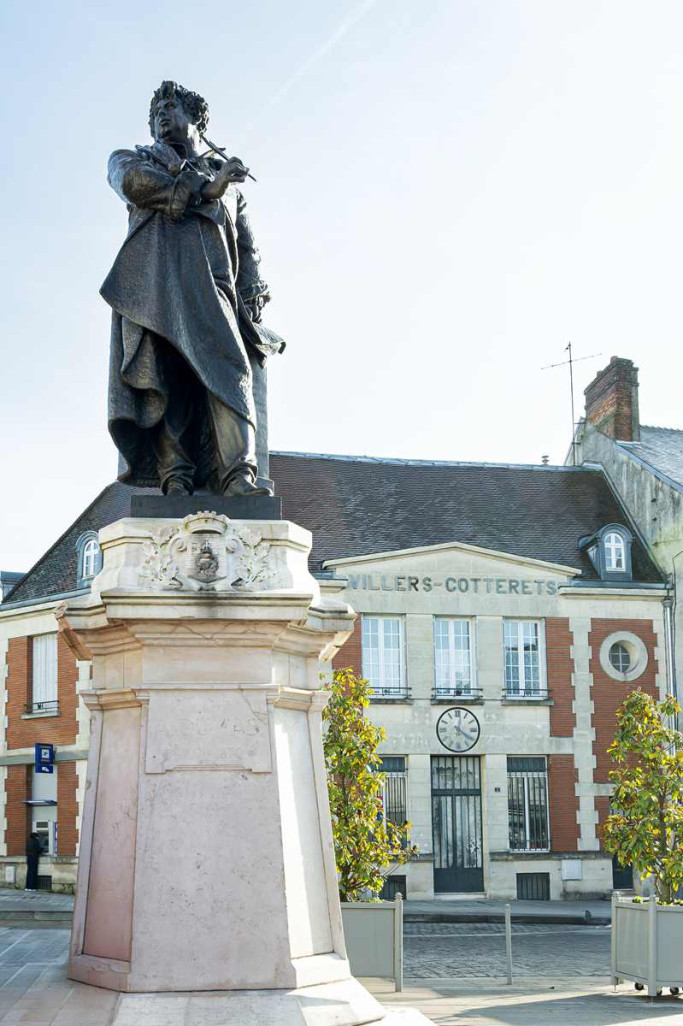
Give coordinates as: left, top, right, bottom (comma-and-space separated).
149, 81, 209, 144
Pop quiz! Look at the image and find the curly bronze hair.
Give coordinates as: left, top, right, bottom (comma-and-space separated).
149, 80, 209, 136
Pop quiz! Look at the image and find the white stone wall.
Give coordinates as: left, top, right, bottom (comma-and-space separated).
489, 856, 612, 901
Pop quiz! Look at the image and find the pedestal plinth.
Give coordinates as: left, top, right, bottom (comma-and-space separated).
60, 512, 432, 1025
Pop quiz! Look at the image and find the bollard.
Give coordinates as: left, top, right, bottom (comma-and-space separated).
394, 893, 403, 993
611, 891, 618, 989
647, 896, 657, 998
505, 903, 513, 985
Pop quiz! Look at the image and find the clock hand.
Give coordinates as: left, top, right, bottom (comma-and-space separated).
452, 724, 472, 740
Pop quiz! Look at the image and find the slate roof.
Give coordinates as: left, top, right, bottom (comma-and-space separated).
3, 453, 664, 606
618, 426, 683, 491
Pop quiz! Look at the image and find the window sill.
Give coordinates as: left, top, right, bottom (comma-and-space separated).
387, 853, 434, 864
502, 697, 553, 706
490, 850, 552, 861
509, 849, 551, 856
431, 694, 483, 705
21, 710, 60, 720
370, 697, 413, 705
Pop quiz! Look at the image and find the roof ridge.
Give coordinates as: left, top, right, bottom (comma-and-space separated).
270, 450, 598, 472
639, 424, 683, 434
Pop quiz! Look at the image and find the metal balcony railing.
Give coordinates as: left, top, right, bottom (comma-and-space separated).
432, 687, 483, 702
502, 688, 550, 701
370, 686, 412, 701
24, 700, 59, 715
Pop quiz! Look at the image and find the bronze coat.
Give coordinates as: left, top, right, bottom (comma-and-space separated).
102, 142, 273, 486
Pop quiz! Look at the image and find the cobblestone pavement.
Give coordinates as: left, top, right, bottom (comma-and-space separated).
404, 922, 611, 978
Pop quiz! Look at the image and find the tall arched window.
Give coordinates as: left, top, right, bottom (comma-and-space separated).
81, 538, 101, 579
604, 532, 626, 572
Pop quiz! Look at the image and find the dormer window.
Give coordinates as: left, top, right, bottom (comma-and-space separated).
580, 523, 633, 582
82, 538, 100, 579
604, 532, 626, 573
76, 532, 102, 588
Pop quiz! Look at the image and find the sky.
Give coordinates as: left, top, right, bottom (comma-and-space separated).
1, 0, 683, 573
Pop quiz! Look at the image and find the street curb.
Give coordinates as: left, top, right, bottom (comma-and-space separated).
404, 913, 610, 926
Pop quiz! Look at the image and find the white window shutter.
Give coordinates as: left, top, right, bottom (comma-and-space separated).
32, 634, 58, 707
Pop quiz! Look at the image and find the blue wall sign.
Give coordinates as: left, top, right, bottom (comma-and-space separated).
34, 743, 54, 774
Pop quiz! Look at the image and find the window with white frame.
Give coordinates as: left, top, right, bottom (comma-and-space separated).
434, 618, 475, 696
31, 634, 58, 714
379, 756, 408, 829
362, 616, 406, 697
82, 537, 101, 579
604, 531, 626, 572
507, 757, 549, 852
504, 620, 545, 697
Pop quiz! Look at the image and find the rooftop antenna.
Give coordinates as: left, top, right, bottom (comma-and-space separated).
542, 343, 602, 466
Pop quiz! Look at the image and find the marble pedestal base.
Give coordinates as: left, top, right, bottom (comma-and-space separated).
111, 979, 401, 1025
61, 514, 433, 1025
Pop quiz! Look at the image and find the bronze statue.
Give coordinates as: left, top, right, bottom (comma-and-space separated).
102, 81, 283, 497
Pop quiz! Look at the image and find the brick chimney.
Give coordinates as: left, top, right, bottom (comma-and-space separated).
584, 357, 640, 441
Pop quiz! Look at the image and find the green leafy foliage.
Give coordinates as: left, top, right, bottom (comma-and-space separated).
322, 667, 418, 901
603, 690, 683, 902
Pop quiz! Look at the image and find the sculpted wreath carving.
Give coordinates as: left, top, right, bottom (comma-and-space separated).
138, 513, 281, 592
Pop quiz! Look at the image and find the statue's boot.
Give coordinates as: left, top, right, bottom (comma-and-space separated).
224, 471, 272, 497
165, 479, 192, 496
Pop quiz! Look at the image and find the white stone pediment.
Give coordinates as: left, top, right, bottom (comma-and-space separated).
324, 540, 578, 602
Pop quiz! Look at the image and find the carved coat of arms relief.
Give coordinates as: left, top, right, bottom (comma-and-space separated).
139, 512, 281, 593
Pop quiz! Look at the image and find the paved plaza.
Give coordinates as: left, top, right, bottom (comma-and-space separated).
379, 979, 683, 1025
0, 927, 114, 1022
0, 921, 678, 1024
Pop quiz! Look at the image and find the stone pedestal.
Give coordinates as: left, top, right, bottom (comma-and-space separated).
60, 513, 432, 1025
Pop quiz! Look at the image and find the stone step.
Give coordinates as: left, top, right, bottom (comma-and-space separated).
0, 909, 73, 922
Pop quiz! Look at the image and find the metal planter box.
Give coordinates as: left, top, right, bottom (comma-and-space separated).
612, 894, 683, 996
341, 898, 403, 991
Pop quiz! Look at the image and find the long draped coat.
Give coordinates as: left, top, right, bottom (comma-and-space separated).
102, 141, 281, 487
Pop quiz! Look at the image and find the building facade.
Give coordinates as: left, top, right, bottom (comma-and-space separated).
0, 453, 669, 896
0, 602, 90, 890
326, 539, 665, 899
573, 356, 683, 704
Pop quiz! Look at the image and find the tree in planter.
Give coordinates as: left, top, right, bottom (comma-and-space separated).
603, 689, 683, 902
322, 667, 418, 901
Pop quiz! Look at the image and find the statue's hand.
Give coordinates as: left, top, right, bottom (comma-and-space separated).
246, 294, 268, 324
202, 158, 250, 201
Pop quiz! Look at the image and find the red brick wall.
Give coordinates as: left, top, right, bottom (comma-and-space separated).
57, 761, 78, 856
589, 619, 659, 783
5, 765, 31, 857
6, 634, 78, 750
4, 632, 80, 858
546, 618, 575, 737
332, 617, 362, 675
547, 755, 579, 851
584, 356, 639, 441
5, 638, 30, 731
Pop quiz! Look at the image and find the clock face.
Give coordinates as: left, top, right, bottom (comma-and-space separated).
436, 707, 480, 753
